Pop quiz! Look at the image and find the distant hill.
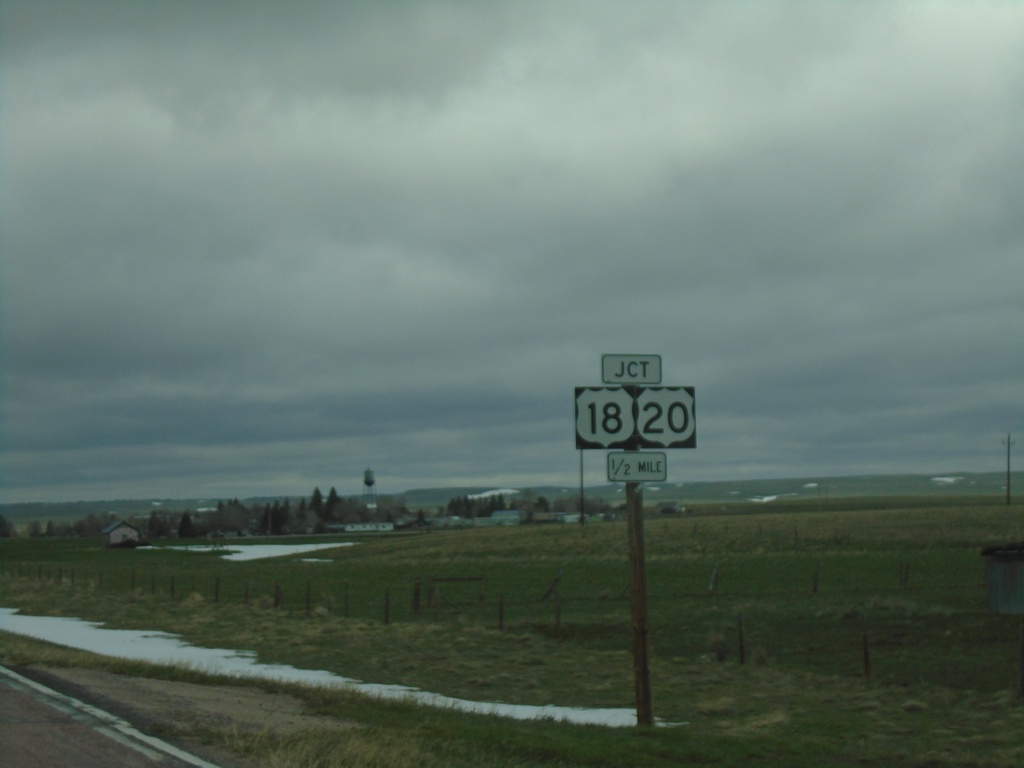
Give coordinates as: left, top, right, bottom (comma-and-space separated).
1, 471, 1017, 525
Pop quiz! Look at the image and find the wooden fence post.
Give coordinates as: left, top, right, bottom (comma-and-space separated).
708, 566, 719, 595
1018, 623, 1024, 698
273, 582, 283, 609
413, 579, 422, 613
738, 612, 746, 665
384, 589, 391, 625
862, 620, 872, 679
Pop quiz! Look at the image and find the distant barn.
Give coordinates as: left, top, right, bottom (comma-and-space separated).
101, 520, 140, 548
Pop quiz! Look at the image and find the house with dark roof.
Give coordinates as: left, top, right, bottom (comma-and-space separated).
101, 520, 140, 548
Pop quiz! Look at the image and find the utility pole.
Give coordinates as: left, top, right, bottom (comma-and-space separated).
1004, 432, 1015, 505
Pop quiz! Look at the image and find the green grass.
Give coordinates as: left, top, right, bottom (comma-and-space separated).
3, 502, 1024, 766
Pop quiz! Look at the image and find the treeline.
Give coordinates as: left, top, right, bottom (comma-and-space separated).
9, 487, 417, 540
445, 493, 522, 519
0, 487, 619, 540
15, 512, 120, 539
156, 489, 418, 538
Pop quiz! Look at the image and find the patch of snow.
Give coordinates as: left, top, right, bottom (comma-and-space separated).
467, 489, 520, 500
748, 494, 797, 503
156, 543, 355, 562
0, 609, 656, 728
930, 476, 963, 485
802, 483, 818, 489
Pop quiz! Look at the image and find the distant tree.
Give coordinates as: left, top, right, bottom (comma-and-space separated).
27, 520, 43, 537
45, 521, 56, 537
178, 511, 198, 539
0, 515, 12, 538
447, 496, 472, 517
325, 487, 341, 521
281, 498, 292, 532
535, 496, 551, 513
268, 499, 290, 535
148, 510, 171, 538
310, 487, 325, 521
294, 498, 309, 530
73, 513, 107, 538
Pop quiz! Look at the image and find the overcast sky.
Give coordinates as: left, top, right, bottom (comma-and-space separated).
2, 2, 1022, 503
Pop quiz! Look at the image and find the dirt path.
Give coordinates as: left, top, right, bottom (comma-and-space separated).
11, 666, 356, 767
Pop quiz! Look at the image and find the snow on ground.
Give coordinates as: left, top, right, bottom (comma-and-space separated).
153, 543, 355, 561
748, 494, 798, 503
0, 608, 646, 727
466, 489, 519, 500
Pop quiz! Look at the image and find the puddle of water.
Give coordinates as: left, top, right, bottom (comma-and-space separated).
0, 608, 643, 727
155, 543, 355, 561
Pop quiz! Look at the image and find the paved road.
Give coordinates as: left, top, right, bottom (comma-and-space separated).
0, 665, 221, 768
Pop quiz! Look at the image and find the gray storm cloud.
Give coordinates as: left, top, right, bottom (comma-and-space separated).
2, 1, 1021, 501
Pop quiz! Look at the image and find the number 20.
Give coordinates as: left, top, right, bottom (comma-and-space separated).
641, 401, 690, 434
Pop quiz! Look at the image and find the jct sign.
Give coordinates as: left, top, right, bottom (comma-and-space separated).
574, 385, 696, 449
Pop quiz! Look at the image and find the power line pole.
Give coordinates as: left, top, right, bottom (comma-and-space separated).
1004, 432, 1015, 506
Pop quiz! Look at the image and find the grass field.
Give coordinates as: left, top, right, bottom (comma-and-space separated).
2, 500, 1023, 766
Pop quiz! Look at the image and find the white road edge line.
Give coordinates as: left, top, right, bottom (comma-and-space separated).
0, 664, 224, 768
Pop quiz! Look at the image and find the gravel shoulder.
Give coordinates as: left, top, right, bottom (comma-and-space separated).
14, 665, 356, 767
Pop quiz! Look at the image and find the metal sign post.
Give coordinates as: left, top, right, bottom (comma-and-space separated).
574, 354, 695, 728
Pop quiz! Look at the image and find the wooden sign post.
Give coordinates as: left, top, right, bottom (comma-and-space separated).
626, 478, 653, 726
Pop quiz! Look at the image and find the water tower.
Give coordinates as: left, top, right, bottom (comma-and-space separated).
363, 468, 378, 509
